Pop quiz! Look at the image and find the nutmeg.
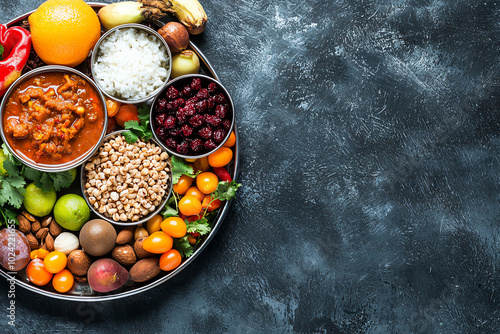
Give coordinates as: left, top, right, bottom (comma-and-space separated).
158, 22, 189, 53
67, 250, 92, 276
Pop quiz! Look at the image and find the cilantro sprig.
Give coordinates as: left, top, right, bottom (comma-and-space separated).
123, 105, 153, 143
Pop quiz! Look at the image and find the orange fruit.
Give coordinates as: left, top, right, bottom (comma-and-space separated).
29, 0, 101, 67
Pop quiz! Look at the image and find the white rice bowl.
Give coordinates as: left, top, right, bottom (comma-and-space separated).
93, 28, 170, 100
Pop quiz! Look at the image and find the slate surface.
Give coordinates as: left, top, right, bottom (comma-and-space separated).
0, 0, 499, 333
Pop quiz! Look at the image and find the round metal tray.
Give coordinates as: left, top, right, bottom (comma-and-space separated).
0, 2, 239, 301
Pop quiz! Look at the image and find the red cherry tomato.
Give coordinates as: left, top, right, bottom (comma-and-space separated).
26, 258, 53, 286
178, 195, 202, 216
161, 217, 187, 238
142, 232, 173, 254
202, 194, 222, 212
159, 249, 182, 271
196, 172, 219, 194
52, 269, 74, 293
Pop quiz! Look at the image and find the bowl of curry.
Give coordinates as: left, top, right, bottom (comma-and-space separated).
0, 66, 108, 172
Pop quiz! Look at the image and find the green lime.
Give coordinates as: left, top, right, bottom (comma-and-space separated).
23, 182, 57, 217
53, 194, 90, 231
68, 168, 77, 183
0, 150, 8, 175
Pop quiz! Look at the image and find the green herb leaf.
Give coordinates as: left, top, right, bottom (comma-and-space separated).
213, 180, 242, 201
171, 156, 196, 184
5, 176, 25, 189
0, 181, 25, 208
49, 171, 74, 191
123, 105, 153, 143
124, 120, 144, 133
173, 236, 194, 258
0, 207, 18, 227
185, 217, 211, 236
162, 196, 178, 218
23, 166, 42, 182
123, 130, 139, 144
137, 105, 150, 122
3, 160, 20, 178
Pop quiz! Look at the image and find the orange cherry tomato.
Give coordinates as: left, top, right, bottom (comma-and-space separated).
115, 104, 139, 127
173, 175, 194, 195
146, 214, 163, 234
105, 97, 121, 117
161, 217, 187, 238
178, 195, 202, 216
44, 251, 67, 274
159, 249, 182, 271
196, 172, 219, 194
187, 235, 197, 245
223, 131, 236, 147
52, 269, 74, 293
142, 231, 173, 254
208, 147, 233, 168
26, 258, 53, 286
202, 194, 222, 212
185, 186, 205, 202
30, 248, 50, 260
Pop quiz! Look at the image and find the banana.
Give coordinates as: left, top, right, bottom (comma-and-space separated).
168, 0, 207, 35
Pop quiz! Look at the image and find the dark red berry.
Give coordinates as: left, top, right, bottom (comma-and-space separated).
198, 126, 212, 139
195, 100, 208, 113
222, 119, 231, 130
205, 114, 222, 127
196, 88, 210, 100
215, 104, 228, 119
190, 138, 204, 152
184, 104, 196, 116
174, 98, 185, 108
214, 93, 227, 104
208, 82, 218, 94
190, 78, 202, 91
181, 124, 193, 137
176, 109, 187, 124
164, 115, 176, 129
165, 138, 177, 149
166, 86, 179, 100
207, 96, 216, 110
166, 102, 175, 112
156, 98, 167, 112
189, 114, 204, 127
213, 128, 226, 143
204, 139, 217, 150
177, 141, 190, 154
155, 113, 167, 126
186, 96, 198, 105
182, 85, 192, 96
169, 128, 181, 137
155, 127, 167, 141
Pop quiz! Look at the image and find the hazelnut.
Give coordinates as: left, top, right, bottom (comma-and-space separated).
158, 22, 189, 53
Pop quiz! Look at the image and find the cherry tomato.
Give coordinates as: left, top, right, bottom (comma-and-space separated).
187, 235, 198, 245
52, 269, 74, 293
159, 249, 182, 271
185, 186, 205, 202
146, 214, 163, 234
173, 175, 194, 195
178, 195, 202, 216
142, 231, 173, 254
26, 258, 53, 286
30, 248, 49, 260
192, 156, 210, 172
202, 194, 222, 212
223, 131, 236, 147
105, 97, 121, 117
196, 172, 219, 194
180, 213, 203, 222
44, 251, 67, 274
208, 147, 233, 168
115, 104, 139, 127
161, 217, 187, 238
213, 167, 232, 182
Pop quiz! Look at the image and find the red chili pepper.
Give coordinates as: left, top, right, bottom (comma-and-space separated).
213, 167, 232, 182
0, 24, 31, 97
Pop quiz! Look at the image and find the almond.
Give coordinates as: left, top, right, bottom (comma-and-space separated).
35, 227, 49, 240
134, 237, 154, 259
26, 233, 38, 250
31, 220, 41, 234
17, 215, 31, 234
22, 211, 35, 222
129, 258, 160, 282
45, 233, 54, 252
67, 250, 92, 276
116, 226, 134, 244
41, 216, 52, 228
112, 244, 137, 266
49, 220, 62, 237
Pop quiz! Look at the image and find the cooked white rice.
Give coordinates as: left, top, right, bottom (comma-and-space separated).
93, 28, 169, 100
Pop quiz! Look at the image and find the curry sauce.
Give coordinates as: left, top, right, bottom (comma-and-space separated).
3, 72, 104, 165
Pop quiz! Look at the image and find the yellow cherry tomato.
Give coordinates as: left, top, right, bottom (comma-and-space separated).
196, 172, 219, 194
223, 131, 236, 147
208, 147, 233, 168
185, 186, 205, 202
142, 231, 173, 254
44, 251, 67, 274
146, 214, 163, 234
178, 195, 202, 216
161, 217, 187, 238
173, 175, 194, 195
52, 269, 74, 293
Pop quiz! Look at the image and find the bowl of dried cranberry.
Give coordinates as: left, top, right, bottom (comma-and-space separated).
151, 74, 235, 158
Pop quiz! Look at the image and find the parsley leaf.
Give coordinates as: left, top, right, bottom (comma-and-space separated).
23, 166, 73, 192
171, 155, 197, 184
173, 236, 194, 258
3, 160, 20, 178
123, 105, 153, 143
162, 196, 178, 218
186, 217, 211, 236
49, 172, 74, 191
0, 179, 25, 208
213, 180, 242, 201
123, 131, 139, 144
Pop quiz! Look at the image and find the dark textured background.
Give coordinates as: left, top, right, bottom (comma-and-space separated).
1, 0, 499, 333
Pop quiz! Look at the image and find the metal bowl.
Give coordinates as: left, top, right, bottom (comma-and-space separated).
151, 74, 235, 159
80, 130, 173, 226
91, 23, 172, 104
0, 65, 108, 172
